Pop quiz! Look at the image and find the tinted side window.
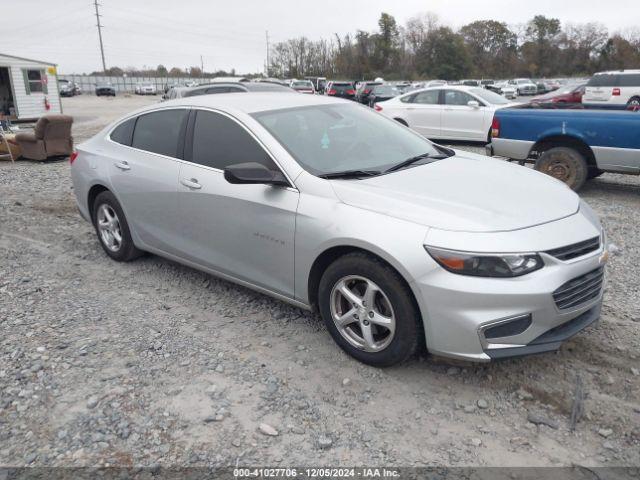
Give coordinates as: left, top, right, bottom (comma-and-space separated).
131, 109, 188, 157
191, 110, 278, 171
444, 90, 474, 106
110, 118, 135, 146
587, 74, 619, 87
619, 74, 640, 87
204, 87, 230, 94
413, 90, 439, 105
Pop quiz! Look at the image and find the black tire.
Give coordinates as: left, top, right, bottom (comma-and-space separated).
318, 252, 420, 367
534, 146, 588, 191
627, 96, 640, 109
92, 190, 142, 262
587, 167, 604, 180
394, 118, 408, 127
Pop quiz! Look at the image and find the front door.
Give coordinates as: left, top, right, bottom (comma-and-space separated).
440, 90, 487, 141
176, 109, 298, 297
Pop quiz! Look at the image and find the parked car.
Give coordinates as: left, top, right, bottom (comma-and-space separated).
461, 79, 481, 87
509, 78, 538, 96
290, 80, 315, 94
425, 80, 446, 88
325, 82, 356, 100
489, 106, 640, 190
378, 85, 515, 142
172, 82, 293, 99
58, 79, 75, 97
135, 83, 157, 95
480, 79, 495, 88
70, 93, 606, 365
305, 76, 327, 94
257, 78, 289, 86
368, 85, 400, 107
95, 83, 116, 96
531, 83, 586, 105
355, 81, 383, 104
489, 81, 518, 99
582, 70, 640, 109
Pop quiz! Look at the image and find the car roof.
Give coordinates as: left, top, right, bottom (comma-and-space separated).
155, 92, 347, 114
594, 70, 640, 75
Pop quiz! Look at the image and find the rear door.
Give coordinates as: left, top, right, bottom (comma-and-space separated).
175, 109, 298, 297
440, 90, 486, 141
108, 108, 189, 254
405, 89, 442, 139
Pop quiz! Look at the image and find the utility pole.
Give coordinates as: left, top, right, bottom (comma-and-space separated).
200, 55, 204, 75
265, 30, 270, 77
93, 0, 107, 72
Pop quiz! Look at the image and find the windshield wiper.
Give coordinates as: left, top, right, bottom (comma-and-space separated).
318, 169, 382, 179
384, 152, 449, 173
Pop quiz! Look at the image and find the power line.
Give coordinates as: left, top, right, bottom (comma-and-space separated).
94, 0, 107, 72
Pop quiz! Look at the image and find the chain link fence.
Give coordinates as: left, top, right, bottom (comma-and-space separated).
58, 75, 196, 94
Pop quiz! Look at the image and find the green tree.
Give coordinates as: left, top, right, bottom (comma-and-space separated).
156, 64, 168, 76
460, 20, 518, 78
522, 15, 562, 76
374, 13, 400, 74
416, 27, 472, 79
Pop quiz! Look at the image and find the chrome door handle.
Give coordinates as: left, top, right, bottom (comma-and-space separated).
180, 178, 202, 190
114, 161, 130, 171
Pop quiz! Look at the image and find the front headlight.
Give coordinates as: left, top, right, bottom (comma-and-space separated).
425, 246, 543, 278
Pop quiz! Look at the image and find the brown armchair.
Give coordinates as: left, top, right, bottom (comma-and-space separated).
14, 115, 74, 160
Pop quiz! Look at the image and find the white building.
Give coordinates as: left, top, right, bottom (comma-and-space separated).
0, 53, 62, 121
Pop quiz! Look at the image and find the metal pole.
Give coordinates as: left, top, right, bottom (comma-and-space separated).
265, 30, 269, 77
94, 0, 107, 72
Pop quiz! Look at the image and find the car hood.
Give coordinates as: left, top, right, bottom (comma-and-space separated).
329, 153, 579, 233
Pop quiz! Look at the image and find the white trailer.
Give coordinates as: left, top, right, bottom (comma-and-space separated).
0, 52, 62, 121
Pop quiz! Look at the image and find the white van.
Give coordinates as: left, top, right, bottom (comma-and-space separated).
583, 70, 640, 108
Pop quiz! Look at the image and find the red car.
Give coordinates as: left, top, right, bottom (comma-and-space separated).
531, 84, 586, 104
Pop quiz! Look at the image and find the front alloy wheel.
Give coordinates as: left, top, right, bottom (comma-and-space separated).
330, 275, 396, 352
318, 252, 420, 367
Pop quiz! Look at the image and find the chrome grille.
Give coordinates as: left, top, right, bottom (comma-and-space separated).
553, 267, 604, 310
546, 237, 600, 261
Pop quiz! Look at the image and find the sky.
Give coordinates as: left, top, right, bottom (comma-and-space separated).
2, 0, 639, 74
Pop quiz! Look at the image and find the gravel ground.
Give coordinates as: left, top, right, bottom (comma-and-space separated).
0, 95, 638, 469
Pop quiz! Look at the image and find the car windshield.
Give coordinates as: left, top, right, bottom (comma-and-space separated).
373, 86, 399, 95
292, 81, 313, 88
252, 104, 439, 176
469, 88, 510, 105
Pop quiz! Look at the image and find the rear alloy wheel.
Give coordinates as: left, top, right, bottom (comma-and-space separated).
318, 253, 420, 367
627, 97, 640, 108
535, 146, 588, 191
92, 191, 142, 262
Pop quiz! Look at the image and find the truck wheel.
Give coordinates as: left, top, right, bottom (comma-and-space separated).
535, 147, 588, 191
587, 167, 604, 180
627, 97, 640, 109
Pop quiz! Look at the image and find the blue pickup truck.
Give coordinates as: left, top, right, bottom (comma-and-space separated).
489, 106, 640, 190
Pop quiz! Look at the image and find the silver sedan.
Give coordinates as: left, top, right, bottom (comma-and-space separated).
70, 93, 608, 366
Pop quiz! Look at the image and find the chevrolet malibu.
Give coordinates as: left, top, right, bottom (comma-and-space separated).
70, 93, 607, 366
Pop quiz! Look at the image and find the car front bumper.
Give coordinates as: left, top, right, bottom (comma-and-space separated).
412, 215, 606, 362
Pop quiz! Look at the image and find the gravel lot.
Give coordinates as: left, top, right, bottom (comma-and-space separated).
1, 95, 638, 469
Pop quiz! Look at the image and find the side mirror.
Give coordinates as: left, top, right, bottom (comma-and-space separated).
224, 162, 289, 187
467, 100, 480, 108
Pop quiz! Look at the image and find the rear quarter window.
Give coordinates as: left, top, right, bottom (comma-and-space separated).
110, 118, 136, 146
131, 109, 189, 158
619, 74, 640, 87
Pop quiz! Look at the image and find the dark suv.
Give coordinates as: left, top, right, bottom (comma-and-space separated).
355, 82, 383, 104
